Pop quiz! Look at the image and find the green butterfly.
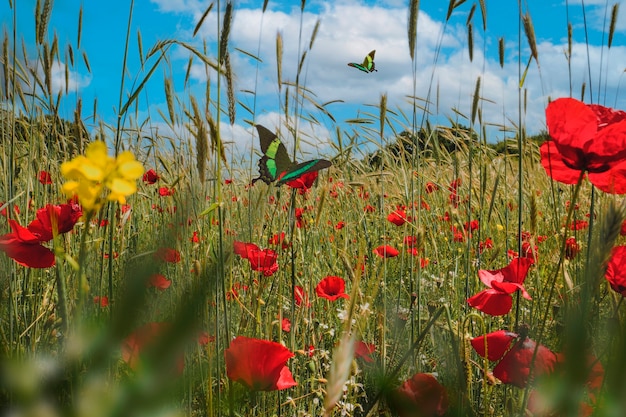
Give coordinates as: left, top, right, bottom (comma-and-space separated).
252, 124, 332, 186
348, 50, 377, 73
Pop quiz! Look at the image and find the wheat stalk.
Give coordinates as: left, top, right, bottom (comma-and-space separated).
276, 31, 283, 91
522, 12, 538, 63
608, 3, 619, 48
408, 0, 420, 60
164, 77, 176, 126
38, 0, 53, 45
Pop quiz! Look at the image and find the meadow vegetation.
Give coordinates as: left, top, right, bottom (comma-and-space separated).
2, 0, 626, 416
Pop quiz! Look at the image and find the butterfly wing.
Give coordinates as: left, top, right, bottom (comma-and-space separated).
348, 62, 369, 73
349, 50, 377, 73
363, 50, 376, 72
276, 159, 332, 185
253, 125, 294, 184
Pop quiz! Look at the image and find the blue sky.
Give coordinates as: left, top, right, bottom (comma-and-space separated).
2, 0, 626, 161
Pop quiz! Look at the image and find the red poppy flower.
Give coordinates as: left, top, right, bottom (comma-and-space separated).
247, 247, 279, 276
528, 353, 604, 417
281, 318, 291, 332
606, 245, 626, 296
388, 208, 407, 226
122, 322, 184, 374
448, 178, 461, 207
467, 257, 533, 316
38, 170, 53, 185
569, 220, 589, 230
148, 273, 172, 290
295, 207, 306, 228
198, 332, 215, 346
464, 219, 479, 231
389, 373, 448, 417
373, 245, 400, 258
294, 285, 310, 307
154, 247, 181, 263
93, 296, 109, 307
0, 220, 55, 268
158, 187, 175, 196
363, 204, 375, 213
268, 232, 290, 250
143, 168, 160, 184
224, 336, 297, 391
284, 171, 319, 190
471, 330, 558, 388
565, 237, 581, 260
540, 98, 626, 194
354, 341, 376, 363
234, 241, 259, 259
315, 276, 349, 301
479, 238, 494, 253
234, 241, 278, 276
27, 203, 82, 242
425, 182, 439, 193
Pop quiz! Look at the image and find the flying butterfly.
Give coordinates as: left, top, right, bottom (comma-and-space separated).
348, 50, 377, 73
252, 124, 332, 186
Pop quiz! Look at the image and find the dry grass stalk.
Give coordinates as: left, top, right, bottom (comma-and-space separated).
379, 93, 387, 142
323, 331, 356, 417
38, 0, 53, 45
137, 30, 144, 65
471, 77, 480, 124
224, 51, 236, 125
467, 22, 474, 62
522, 12, 538, 63
498, 37, 504, 68
43, 43, 51, 96
77, 5, 82, 49
207, 112, 227, 165
82, 51, 90, 73
219, 1, 233, 65
478, 0, 486, 30
408, 0, 420, 60
2, 34, 8, 100
164, 77, 176, 126
309, 19, 320, 50
193, 2, 214, 37
276, 31, 283, 90
190, 96, 207, 182
609, 3, 619, 48
67, 44, 74, 66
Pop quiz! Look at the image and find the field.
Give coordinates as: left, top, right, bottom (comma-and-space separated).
2, 0, 626, 416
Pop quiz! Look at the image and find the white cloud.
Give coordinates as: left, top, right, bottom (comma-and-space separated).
149, 0, 626, 152
50, 61, 92, 94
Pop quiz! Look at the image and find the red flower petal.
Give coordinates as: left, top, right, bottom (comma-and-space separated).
234, 241, 260, 259
390, 373, 448, 417
355, 341, 376, 363
606, 245, 626, 296
470, 330, 517, 362
224, 336, 296, 391
373, 245, 400, 258
493, 337, 558, 388
467, 289, 513, 316
315, 276, 349, 301
0, 220, 55, 268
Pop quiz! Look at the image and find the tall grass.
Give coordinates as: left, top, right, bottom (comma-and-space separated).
2, 0, 626, 416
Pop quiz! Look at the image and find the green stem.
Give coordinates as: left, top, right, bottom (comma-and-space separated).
522, 171, 585, 410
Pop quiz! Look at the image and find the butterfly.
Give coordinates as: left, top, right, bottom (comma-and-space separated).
252, 124, 332, 186
347, 50, 377, 73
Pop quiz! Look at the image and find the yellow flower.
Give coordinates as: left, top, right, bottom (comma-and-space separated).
60, 141, 144, 211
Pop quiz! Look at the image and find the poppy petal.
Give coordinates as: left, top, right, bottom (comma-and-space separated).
467, 289, 513, 316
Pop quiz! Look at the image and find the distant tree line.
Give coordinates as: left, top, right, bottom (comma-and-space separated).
365, 123, 550, 169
